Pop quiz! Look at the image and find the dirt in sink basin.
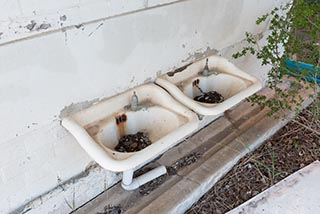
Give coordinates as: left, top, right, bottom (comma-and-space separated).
192, 81, 224, 104
194, 91, 224, 104
115, 132, 152, 153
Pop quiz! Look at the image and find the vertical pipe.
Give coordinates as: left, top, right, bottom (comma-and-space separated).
122, 169, 134, 186
121, 166, 167, 190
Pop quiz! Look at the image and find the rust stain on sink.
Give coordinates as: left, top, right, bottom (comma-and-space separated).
115, 113, 127, 138
192, 78, 200, 87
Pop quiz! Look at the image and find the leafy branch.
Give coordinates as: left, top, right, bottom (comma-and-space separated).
233, 0, 320, 119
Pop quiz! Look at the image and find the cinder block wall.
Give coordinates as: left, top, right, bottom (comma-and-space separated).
0, 0, 288, 213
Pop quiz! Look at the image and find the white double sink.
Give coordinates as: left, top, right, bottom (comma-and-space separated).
62, 55, 262, 190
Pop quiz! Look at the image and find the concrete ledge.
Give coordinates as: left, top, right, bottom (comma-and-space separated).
138, 107, 292, 214
228, 161, 320, 214
138, 90, 313, 214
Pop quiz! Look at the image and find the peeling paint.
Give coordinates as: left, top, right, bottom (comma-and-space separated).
75, 24, 83, 29
60, 15, 67, 21
144, 77, 153, 83
26, 20, 37, 31
25, 20, 52, 32
37, 23, 51, 31
0, 0, 184, 46
59, 98, 100, 118
74, 24, 85, 31
182, 47, 219, 63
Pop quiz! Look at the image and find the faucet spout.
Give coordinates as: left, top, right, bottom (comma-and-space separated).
199, 58, 219, 76
126, 91, 147, 111
131, 91, 139, 111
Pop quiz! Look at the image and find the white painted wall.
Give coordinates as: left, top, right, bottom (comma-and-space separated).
0, 0, 288, 213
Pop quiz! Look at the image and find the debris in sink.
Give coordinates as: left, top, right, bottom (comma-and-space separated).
194, 91, 224, 104
97, 205, 124, 214
192, 79, 224, 103
115, 132, 152, 153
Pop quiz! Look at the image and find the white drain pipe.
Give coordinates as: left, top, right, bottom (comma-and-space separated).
121, 166, 167, 191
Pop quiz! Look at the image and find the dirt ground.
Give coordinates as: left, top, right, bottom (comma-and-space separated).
186, 104, 320, 214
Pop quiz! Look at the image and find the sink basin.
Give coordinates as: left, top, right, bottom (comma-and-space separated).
62, 84, 198, 172
156, 55, 262, 115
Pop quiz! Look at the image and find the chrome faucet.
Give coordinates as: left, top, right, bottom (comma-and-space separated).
199, 59, 219, 76
126, 91, 147, 111
130, 91, 139, 111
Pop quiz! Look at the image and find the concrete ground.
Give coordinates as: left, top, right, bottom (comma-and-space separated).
73, 87, 313, 214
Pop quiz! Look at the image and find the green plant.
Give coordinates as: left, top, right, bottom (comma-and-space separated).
251, 151, 287, 185
64, 189, 76, 211
233, 0, 320, 119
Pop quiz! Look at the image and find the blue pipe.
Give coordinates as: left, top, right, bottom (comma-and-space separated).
285, 59, 320, 84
